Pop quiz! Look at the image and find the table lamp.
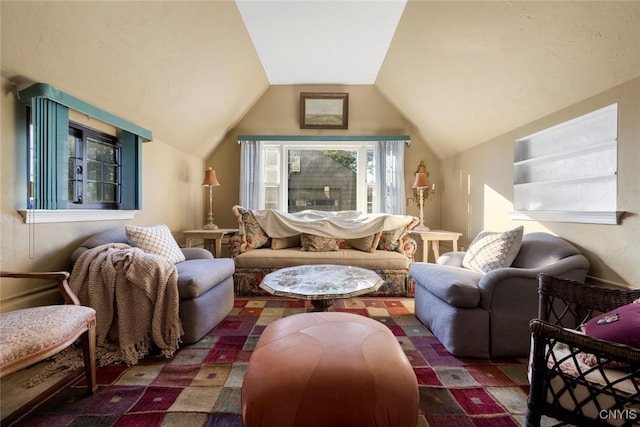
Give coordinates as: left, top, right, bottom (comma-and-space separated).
202, 167, 220, 230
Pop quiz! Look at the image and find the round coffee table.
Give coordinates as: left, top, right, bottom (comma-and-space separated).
259, 264, 384, 311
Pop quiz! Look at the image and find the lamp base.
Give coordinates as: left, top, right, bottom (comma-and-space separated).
202, 223, 219, 230
414, 223, 430, 231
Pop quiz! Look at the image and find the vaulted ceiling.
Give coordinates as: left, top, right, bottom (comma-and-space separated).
2, 1, 639, 160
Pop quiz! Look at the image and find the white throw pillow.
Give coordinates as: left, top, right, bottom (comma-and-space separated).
125, 224, 186, 264
462, 226, 524, 273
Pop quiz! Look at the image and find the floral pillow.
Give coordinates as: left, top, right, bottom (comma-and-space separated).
232, 205, 270, 252
300, 233, 339, 252
378, 217, 419, 253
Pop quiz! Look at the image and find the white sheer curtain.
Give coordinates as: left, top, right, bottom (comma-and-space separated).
377, 139, 406, 214
239, 139, 261, 209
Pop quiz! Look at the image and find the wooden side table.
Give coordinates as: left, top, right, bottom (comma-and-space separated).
182, 229, 238, 258
409, 230, 463, 263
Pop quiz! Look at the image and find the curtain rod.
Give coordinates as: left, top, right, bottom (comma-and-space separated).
237, 135, 411, 145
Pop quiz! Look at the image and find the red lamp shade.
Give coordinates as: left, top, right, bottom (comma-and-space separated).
412, 172, 429, 189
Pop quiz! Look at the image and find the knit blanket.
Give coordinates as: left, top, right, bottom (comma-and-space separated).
69, 243, 183, 366
252, 209, 417, 239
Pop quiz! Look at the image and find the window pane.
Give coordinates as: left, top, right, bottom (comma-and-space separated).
86, 181, 100, 203
68, 135, 76, 158
87, 140, 101, 161
68, 181, 74, 203
87, 160, 101, 181
103, 183, 117, 202
264, 147, 280, 183
287, 149, 356, 213
104, 165, 117, 183
103, 145, 116, 164
265, 186, 278, 210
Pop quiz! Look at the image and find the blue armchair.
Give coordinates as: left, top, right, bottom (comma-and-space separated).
410, 232, 590, 358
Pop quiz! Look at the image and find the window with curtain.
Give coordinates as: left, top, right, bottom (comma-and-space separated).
238, 135, 409, 214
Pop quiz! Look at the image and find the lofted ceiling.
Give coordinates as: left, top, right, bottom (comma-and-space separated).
235, 0, 407, 84
2, 1, 639, 160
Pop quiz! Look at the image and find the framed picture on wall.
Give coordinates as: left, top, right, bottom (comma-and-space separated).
299, 92, 348, 129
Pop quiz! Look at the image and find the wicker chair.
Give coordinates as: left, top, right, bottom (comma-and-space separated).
527, 274, 640, 427
0, 271, 97, 395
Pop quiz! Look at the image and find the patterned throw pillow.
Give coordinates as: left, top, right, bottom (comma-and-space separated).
232, 205, 270, 252
125, 224, 185, 264
300, 233, 339, 252
462, 226, 524, 273
378, 217, 419, 253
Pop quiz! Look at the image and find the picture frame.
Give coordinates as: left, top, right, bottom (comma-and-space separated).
299, 92, 348, 129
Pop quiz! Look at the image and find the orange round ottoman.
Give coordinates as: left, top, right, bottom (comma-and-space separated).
241, 312, 419, 427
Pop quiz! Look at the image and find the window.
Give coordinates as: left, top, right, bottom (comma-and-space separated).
511, 104, 621, 224
67, 123, 121, 209
18, 83, 151, 223
238, 136, 409, 214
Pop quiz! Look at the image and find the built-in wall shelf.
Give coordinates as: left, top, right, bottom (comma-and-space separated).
512, 104, 622, 224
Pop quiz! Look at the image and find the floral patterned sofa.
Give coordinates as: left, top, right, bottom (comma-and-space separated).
228, 206, 419, 297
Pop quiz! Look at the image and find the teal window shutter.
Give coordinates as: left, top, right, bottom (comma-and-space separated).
32, 98, 69, 209
20, 83, 151, 214
120, 131, 142, 210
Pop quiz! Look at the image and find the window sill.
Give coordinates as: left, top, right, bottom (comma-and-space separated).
18, 209, 138, 224
508, 210, 623, 225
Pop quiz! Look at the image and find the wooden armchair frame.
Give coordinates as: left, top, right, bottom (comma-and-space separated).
0, 271, 97, 395
527, 274, 640, 427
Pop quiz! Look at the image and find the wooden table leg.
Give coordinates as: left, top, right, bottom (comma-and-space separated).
431, 240, 440, 261
214, 238, 223, 258
422, 239, 429, 263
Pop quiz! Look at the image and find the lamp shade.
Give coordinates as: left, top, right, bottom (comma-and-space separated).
412, 172, 429, 189
202, 167, 220, 187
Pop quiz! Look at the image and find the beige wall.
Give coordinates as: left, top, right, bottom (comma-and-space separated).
208, 85, 441, 237
440, 77, 640, 288
0, 76, 206, 311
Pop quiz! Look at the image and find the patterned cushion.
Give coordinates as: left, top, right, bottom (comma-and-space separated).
125, 224, 185, 264
0, 305, 96, 368
300, 233, 340, 252
462, 226, 524, 273
232, 206, 270, 253
378, 217, 419, 253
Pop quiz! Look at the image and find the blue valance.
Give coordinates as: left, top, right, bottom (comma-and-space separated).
18, 83, 152, 142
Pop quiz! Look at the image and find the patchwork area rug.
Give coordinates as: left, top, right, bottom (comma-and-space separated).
3, 298, 531, 426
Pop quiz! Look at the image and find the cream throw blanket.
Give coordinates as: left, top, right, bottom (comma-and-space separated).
252, 209, 417, 239
70, 243, 183, 366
